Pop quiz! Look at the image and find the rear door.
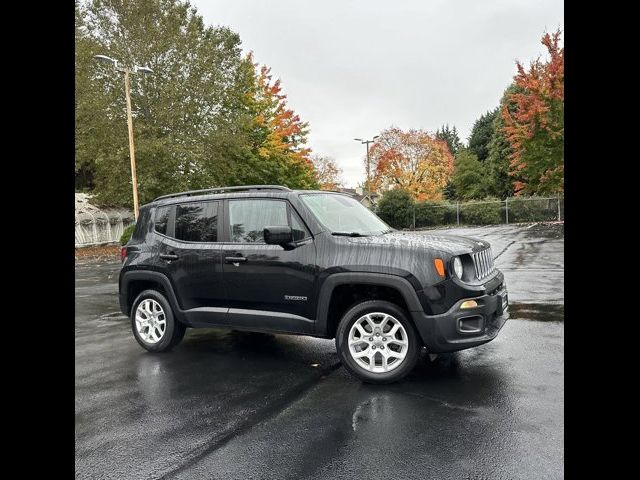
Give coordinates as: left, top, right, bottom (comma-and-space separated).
221, 198, 317, 334
154, 200, 226, 323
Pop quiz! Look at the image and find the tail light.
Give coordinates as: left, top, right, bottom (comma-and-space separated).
121, 246, 127, 263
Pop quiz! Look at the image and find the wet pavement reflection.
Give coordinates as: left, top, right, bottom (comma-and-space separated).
75, 223, 563, 479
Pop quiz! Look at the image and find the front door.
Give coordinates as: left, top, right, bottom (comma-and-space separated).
221, 198, 317, 334
155, 200, 226, 323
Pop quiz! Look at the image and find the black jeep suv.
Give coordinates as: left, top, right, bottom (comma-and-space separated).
119, 185, 508, 383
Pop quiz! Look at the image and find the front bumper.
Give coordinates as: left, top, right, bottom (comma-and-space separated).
411, 285, 509, 353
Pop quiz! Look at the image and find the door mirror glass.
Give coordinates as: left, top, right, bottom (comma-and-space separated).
264, 226, 293, 246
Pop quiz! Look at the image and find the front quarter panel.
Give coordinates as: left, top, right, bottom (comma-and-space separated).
315, 233, 449, 288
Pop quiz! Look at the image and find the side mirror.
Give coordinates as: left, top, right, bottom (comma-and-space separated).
264, 226, 294, 247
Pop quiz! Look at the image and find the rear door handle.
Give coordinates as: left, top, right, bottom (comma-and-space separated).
225, 256, 247, 263
160, 253, 179, 261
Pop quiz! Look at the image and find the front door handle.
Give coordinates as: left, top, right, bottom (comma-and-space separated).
225, 256, 247, 263
160, 253, 179, 261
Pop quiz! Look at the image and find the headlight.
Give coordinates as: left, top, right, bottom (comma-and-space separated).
453, 256, 463, 278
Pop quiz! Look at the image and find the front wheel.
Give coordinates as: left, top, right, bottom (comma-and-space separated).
335, 300, 421, 384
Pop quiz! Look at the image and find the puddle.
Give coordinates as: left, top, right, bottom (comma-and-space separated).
508, 302, 564, 322
523, 222, 564, 239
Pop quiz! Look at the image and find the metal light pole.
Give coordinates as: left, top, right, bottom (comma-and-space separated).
354, 136, 379, 200
94, 55, 154, 220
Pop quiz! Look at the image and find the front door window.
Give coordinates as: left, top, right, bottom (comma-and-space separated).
228, 199, 288, 243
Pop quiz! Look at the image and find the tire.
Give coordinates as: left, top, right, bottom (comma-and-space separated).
335, 300, 421, 384
131, 289, 186, 352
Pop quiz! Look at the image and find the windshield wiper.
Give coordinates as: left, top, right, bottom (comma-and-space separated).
332, 231, 368, 237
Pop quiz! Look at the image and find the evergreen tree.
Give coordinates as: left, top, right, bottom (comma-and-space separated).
468, 109, 499, 162
485, 85, 519, 199
442, 180, 457, 200
435, 124, 462, 155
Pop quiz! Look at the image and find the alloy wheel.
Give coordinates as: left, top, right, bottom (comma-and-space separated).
135, 299, 167, 344
347, 312, 409, 373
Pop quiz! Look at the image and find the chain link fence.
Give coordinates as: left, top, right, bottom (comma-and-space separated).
405, 195, 564, 229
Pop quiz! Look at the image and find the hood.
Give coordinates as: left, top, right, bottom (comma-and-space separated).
347, 231, 488, 256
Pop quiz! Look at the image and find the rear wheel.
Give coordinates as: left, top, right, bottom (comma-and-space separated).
131, 290, 186, 352
335, 300, 420, 384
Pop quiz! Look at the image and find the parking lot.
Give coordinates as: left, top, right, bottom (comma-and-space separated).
75, 223, 563, 479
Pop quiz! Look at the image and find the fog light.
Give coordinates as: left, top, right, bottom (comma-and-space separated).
460, 300, 478, 309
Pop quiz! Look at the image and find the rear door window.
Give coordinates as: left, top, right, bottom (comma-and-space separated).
174, 201, 219, 242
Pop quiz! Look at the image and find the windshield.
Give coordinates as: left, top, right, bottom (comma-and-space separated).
300, 193, 391, 235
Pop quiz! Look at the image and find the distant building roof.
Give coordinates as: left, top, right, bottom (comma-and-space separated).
336, 188, 380, 206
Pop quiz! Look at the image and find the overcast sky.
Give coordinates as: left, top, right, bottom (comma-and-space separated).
191, 0, 563, 188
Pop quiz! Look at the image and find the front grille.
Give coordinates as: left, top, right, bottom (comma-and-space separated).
472, 247, 495, 280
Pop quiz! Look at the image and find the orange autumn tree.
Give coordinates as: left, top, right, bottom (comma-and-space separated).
369, 127, 454, 201
502, 29, 564, 195
245, 56, 318, 189
311, 154, 343, 190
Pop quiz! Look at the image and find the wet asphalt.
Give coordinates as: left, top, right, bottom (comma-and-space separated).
75, 223, 564, 479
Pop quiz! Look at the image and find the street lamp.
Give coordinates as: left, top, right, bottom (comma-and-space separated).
354, 135, 379, 200
94, 55, 154, 219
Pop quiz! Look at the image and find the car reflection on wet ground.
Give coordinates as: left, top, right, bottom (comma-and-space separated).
75, 223, 563, 480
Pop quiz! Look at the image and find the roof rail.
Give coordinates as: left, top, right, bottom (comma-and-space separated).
153, 185, 291, 202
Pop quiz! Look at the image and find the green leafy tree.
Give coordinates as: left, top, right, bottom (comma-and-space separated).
435, 124, 462, 155
468, 109, 499, 162
75, 0, 317, 207
451, 149, 489, 200
77, 0, 255, 206
376, 189, 414, 229
75, 1, 112, 191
